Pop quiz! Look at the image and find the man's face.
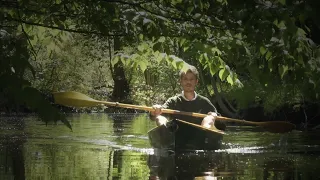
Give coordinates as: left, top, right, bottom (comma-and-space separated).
180, 71, 198, 92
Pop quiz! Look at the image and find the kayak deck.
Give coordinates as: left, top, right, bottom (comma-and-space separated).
148, 119, 224, 151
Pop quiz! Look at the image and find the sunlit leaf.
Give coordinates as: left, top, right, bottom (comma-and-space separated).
218, 68, 229, 81
277, 21, 286, 29
138, 60, 147, 72
227, 75, 233, 85
244, 46, 251, 56
176, 61, 184, 69
209, 63, 220, 75
139, 34, 143, 40
137, 44, 144, 52
158, 36, 166, 43
297, 28, 306, 37
112, 56, 120, 66
266, 51, 272, 60
179, 38, 186, 46
143, 18, 153, 25
279, 65, 288, 79
259, 46, 267, 55
211, 47, 222, 56
203, 53, 209, 62
193, 13, 201, 19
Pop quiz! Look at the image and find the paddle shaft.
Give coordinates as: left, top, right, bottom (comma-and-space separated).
94, 100, 258, 124
53, 91, 296, 133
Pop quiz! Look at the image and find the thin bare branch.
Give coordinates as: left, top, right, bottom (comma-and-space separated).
4, 17, 127, 36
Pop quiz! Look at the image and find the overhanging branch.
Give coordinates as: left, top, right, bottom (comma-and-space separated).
100, 0, 228, 31
4, 17, 127, 37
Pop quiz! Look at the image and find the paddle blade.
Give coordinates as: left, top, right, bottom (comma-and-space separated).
53, 91, 102, 107
260, 121, 296, 133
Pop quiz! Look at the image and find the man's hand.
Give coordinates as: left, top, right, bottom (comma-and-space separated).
150, 104, 163, 116
208, 112, 218, 120
201, 112, 218, 129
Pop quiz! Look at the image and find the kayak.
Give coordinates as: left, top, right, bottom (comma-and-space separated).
148, 119, 224, 151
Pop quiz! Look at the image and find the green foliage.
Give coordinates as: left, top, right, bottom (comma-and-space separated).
26, 28, 113, 100
0, 29, 71, 129
110, 40, 181, 105
2, 0, 320, 123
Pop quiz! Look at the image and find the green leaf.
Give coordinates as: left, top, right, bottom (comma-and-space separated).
297, 28, 306, 37
179, 38, 187, 46
22, 87, 72, 130
172, 0, 182, 5
137, 44, 144, 52
138, 61, 147, 72
268, 60, 273, 72
203, 53, 209, 62
187, 6, 194, 14
155, 52, 165, 63
279, 65, 288, 79
227, 75, 233, 85
193, 13, 201, 19
158, 36, 166, 43
139, 34, 143, 40
183, 46, 190, 52
259, 46, 267, 55
277, 21, 286, 29
211, 47, 222, 56
111, 55, 120, 66
266, 51, 272, 60
143, 18, 153, 25
297, 55, 305, 66
209, 64, 220, 75
120, 55, 126, 65
218, 68, 229, 81
244, 46, 251, 56
176, 61, 184, 69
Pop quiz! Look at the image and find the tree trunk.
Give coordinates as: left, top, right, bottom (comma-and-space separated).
211, 77, 238, 118
218, 80, 238, 113
110, 37, 130, 102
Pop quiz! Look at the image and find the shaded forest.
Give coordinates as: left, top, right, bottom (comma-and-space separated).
1, 0, 320, 130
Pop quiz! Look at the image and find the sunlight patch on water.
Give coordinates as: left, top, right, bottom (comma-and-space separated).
57, 135, 155, 155
216, 146, 265, 154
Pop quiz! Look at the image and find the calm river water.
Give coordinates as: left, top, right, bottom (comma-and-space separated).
1, 113, 320, 180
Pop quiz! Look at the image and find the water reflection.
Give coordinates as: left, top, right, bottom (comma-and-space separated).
148, 151, 225, 179
1, 114, 320, 179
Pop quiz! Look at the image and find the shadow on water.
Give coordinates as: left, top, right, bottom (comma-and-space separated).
148, 151, 225, 179
0, 117, 26, 180
1, 113, 320, 180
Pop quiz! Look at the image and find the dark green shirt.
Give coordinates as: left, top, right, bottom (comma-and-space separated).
160, 93, 226, 131
162, 93, 217, 125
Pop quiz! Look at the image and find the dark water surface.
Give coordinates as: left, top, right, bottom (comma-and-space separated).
1, 113, 320, 180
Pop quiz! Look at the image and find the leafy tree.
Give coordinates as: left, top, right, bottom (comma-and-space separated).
1, 0, 320, 127
0, 29, 71, 129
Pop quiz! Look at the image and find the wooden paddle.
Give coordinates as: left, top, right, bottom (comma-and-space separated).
53, 91, 296, 133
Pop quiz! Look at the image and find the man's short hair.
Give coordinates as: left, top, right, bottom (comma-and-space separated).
179, 65, 199, 80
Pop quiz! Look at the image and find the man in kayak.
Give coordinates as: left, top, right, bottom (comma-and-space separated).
150, 65, 226, 131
